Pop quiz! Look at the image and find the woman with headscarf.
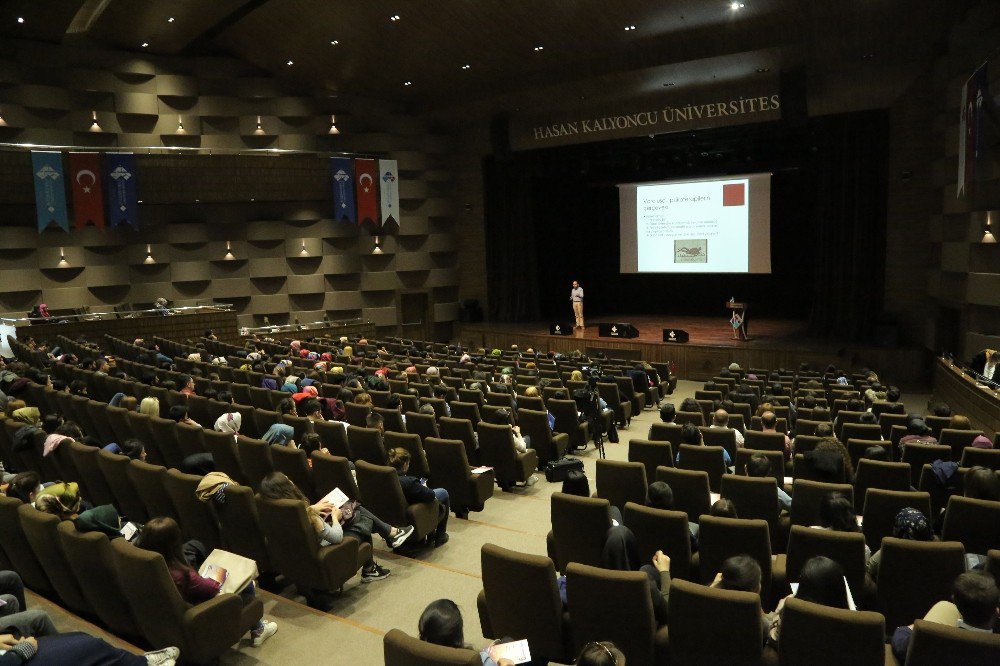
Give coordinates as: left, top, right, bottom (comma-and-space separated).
261, 423, 295, 447
261, 377, 279, 391
35, 482, 123, 539
866, 507, 933, 581
214, 412, 242, 440
291, 385, 319, 404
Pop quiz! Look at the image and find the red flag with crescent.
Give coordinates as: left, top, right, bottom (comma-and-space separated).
354, 158, 380, 232
69, 152, 106, 230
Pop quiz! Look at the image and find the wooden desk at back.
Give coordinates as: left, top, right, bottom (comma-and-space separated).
932, 357, 1000, 435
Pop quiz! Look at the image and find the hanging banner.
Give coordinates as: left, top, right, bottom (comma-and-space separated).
378, 159, 400, 234
354, 158, 380, 233
31, 151, 70, 232
68, 152, 106, 230
105, 153, 139, 230
330, 157, 356, 224
957, 62, 991, 198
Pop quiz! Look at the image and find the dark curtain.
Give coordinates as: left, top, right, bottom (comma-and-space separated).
483, 156, 541, 321
807, 112, 889, 339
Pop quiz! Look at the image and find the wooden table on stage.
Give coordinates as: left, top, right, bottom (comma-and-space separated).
933, 357, 1000, 435
727, 301, 748, 341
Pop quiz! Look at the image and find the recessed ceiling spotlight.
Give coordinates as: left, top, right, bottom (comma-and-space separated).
167, 17, 175, 23
533, 46, 544, 51
625, 25, 636, 31
390, 15, 400, 22
730, 2, 745, 9
755, 67, 770, 73
141, 42, 149, 48
286, 59, 294, 66
16, 17, 24, 24
404, 81, 412, 86
861, 53, 875, 60
330, 39, 339, 45
461, 64, 470, 70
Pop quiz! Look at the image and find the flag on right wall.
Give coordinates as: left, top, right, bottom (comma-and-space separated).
958, 62, 989, 198
378, 159, 400, 234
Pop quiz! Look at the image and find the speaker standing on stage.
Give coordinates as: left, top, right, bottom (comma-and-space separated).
570, 280, 584, 328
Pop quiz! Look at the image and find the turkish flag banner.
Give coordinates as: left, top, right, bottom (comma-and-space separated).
354, 158, 380, 232
69, 152, 106, 230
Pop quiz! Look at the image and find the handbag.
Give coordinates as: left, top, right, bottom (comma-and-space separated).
339, 500, 360, 525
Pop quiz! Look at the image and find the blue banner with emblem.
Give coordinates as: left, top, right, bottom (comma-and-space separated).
31, 151, 70, 232
330, 157, 356, 223
105, 152, 139, 230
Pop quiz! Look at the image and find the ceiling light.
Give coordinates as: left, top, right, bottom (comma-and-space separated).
404, 81, 412, 86
286, 59, 293, 66
141, 42, 149, 48
861, 53, 874, 60
390, 15, 400, 21
16, 17, 24, 24
533, 46, 544, 51
330, 40, 339, 45
328, 114, 340, 135
730, 2, 745, 9
755, 67, 770, 73
625, 25, 636, 31
167, 17, 175, 23
461, 64, 471, 70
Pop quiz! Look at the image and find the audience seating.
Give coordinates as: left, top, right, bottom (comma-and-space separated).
517, 408, 568, 466
111, 538, 263, 664
438, 417, 480, 464
676, 444, 726, 492
778, 597, 890, 665
127, 459, 179, 521
477, 543, 572, 663
383, 629, 480, 666
655, 467, 711, 524
355, 460, 440, 542
18, 505, 93, 616
744, 430, 786, 453
0, 495, 54, 597
904, 618, 1000, 665
647, 422, 683, 444
547, 492, 611, 572
623, 502, 693, 581
548, 399, 590, 451
789, 479, 854, 527
566, 562, 667, 666
876, 537, 966, 632
720, 474, 786, 548
667, 578, 764, 666
476, 422, 538, 490
853, 460, 912, 514
694, 516, 780, 595
595, 459, 648, 511
862, 489, 932, 552
311, 451, 361, 500
256, 496, 371, 599
628, 439, 674, 480
95, 448, 150, 523
384, 431, 430, 478
941, 496, 1000, 555
901, 443, 951, 486
423, 437, 494, 515
782, 525, 867, 603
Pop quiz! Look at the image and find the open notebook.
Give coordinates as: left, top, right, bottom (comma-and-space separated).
789, 576, 857, 611
199, 549, 259, 594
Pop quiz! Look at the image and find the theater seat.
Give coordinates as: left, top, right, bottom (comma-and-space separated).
423, 437, 494, 515
383, 628, 480, 666
111, 538, 262, 665
778, 597, 890, 665
355, 460, 440, 542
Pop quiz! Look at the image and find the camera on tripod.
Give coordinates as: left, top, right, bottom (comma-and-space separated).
573, 366, 607, 458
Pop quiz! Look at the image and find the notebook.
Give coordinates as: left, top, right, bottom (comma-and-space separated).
320, 487, 351, 508
486, 639, 532, 664
198, 549, 259, 594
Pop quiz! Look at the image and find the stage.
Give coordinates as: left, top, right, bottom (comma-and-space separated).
458, 315, 930, 385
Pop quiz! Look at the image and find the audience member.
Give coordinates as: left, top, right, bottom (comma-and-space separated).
416, 599, 516, 666
866, 507, 933, 581
386, 448, 450, 545
746, 454, 792, 510
711, 409, 744, 447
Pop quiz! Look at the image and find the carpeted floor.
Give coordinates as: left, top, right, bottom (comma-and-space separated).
44, 380, 931, 665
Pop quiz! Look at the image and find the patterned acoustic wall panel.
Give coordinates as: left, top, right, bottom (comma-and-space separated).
0, 40, 460, 333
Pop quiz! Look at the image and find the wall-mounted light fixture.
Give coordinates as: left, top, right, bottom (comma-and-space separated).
58, 248, 69, 266
328, 115, 340, 135
0, 108, 6, 127
253, 116, 265, 135
89, 110, 102, 132
984, 211, 997, 243
175, 116, 185, 134
143, 244, 156, 264
372, 236, 384, 255
300, 240, 309, 255
224, 240, 235, 260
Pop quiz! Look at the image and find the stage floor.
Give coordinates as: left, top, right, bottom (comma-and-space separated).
481, 315, 813, 349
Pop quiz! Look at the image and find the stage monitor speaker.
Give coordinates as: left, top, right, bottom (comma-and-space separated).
598, 322, 639, 338
662, 328, 690, 343
550, 322, 573, 336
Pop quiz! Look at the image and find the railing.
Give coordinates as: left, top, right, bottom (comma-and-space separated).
0, 303, 235, 326
240, 318, 373, 336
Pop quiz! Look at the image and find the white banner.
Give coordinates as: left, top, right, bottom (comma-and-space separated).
0, 324, 16, 358
378, 159, 400, 233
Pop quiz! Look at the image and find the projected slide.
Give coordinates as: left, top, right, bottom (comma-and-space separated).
619, 173, 772, 274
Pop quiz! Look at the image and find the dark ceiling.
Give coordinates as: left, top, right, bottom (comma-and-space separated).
0, 0, 974, 117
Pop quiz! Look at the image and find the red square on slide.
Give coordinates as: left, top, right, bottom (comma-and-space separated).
723, 183, 745, 206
